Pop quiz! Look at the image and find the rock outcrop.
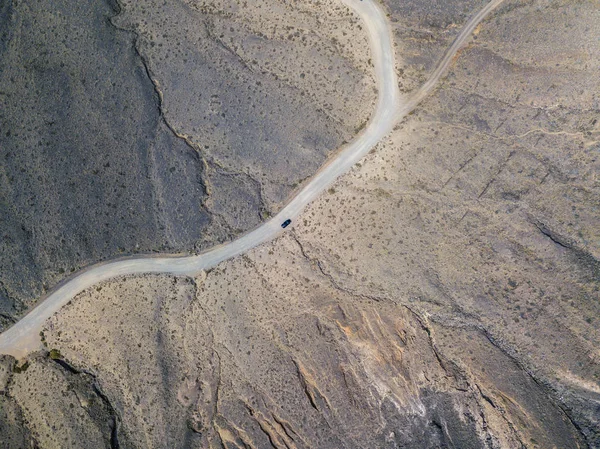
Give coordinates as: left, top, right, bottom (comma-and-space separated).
1, 0, 598, 447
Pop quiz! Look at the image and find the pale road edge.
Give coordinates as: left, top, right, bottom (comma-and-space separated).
0, 0, 506, 359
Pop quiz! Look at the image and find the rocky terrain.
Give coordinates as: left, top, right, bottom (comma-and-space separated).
1, 0, 599, 448
0, 0, 374, 327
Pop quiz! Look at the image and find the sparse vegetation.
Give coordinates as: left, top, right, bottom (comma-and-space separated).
13, 361, 29, 373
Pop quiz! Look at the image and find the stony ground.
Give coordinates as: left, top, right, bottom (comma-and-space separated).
0, 0, 374, 327
1, 0, 599, 448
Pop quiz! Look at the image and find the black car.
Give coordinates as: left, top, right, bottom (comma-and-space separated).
281, 219, 292, 229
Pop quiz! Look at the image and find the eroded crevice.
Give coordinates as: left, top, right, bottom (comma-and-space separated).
189, 277, 226, 442
403, 311, 502, 449
290, 232, 491, 353
402, 305, 456, 379
447, 85, 600, 117
131, 38, 208, 188
211, 350, 223, 432
91, 383, 122, 449
478, 392, 525, 448
477, 150, 515, 199
0, 371, 39, 449
109, 0, 211, 207
289, 232, 386, 305
471, 376, 527, 447
523, 365, 589, 444
483, 330, 591, 447
109, 0, 287, 225
241, 402, 281, 449
208, 163, 271, 224
125, 19, 273, 245
203, 18, 257, 76
403, 315, 532, 447
270, 413, 298, 445
432, 317, 591, 447
3, 352, 125, 448
291, 223, 571, 449
47, 356, 123, 449
133, 39, 272, 228
291, 358, 319, 413
440, 147, 483, 190
531, 218, 600, 278
201, 16, 357, 131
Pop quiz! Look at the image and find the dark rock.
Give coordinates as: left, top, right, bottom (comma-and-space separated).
0, 0, 211, 317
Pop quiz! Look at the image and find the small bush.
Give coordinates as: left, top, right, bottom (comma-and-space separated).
13, 361, 29, 373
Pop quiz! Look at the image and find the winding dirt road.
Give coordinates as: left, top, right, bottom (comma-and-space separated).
0, 0, 506, 358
